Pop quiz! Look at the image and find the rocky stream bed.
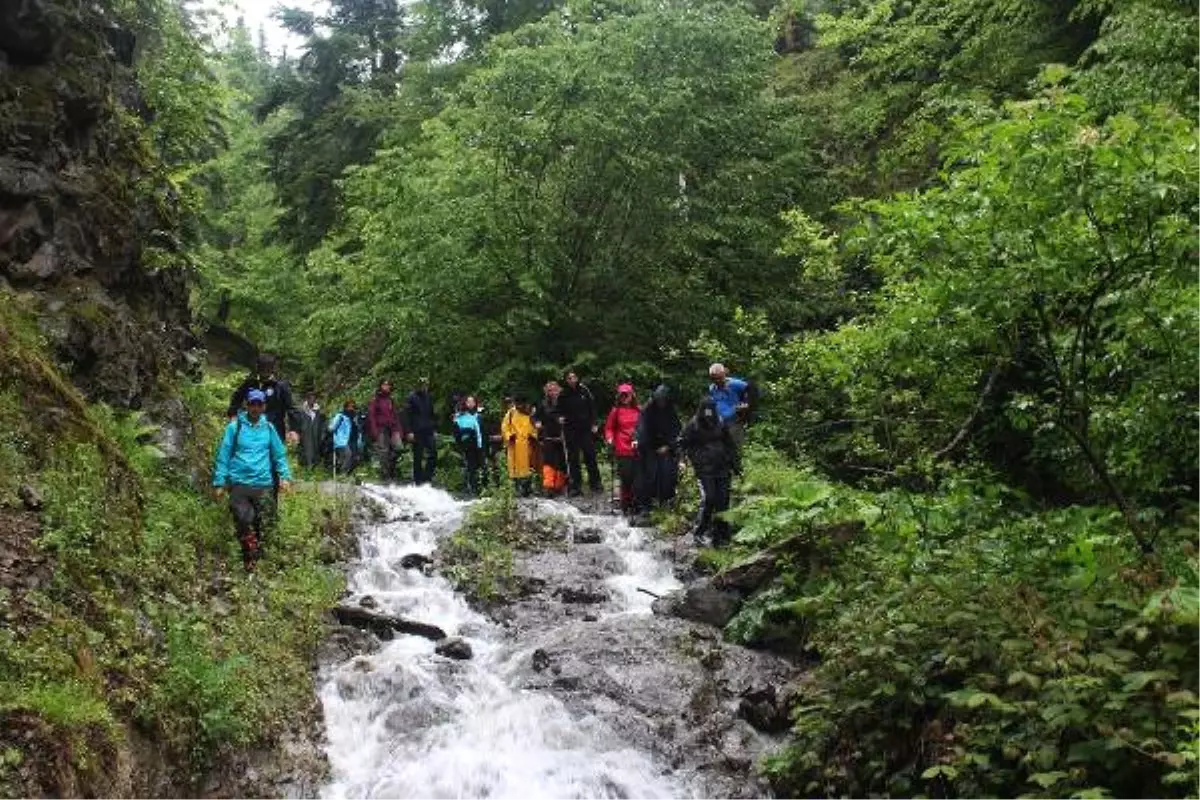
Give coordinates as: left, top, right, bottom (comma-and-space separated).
314, 484, 804, 799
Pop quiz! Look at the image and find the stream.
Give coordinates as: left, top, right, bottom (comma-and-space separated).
319, 484, 787, 796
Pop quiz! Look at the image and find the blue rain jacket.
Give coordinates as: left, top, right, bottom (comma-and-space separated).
212, 411, 292, 488
708, 377, 749, 424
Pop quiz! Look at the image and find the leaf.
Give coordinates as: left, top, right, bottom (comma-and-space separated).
1029, 771, 1070, 789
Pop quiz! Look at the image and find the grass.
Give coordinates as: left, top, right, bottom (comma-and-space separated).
0, 294, 351, 793
438, 482, 567, 604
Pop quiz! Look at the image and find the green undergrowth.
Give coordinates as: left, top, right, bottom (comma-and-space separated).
717, 444, 1198, 799
0, 297, 349, 794
438, 483, 570, 604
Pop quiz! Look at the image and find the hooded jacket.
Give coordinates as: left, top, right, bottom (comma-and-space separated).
367, 390, 402, 438
212, 411, 293, 488
558, 382, 597, 432
329, 411, 355, 450
604, 394, 641, 458
677, 399, 740, 477
636, 386, 681, 455
406, 389, 437, 434
453, 410, 484, 451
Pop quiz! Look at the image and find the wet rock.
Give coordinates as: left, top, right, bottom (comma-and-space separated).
651, 578, 742, 628
531, 648, 552, 672
318, 625, 382, 665
358, 595, 380, 609
0, 3, 59, 66
554, 585, 608, 605
399, 553, 433, 570
582, 613, 599, 622
332, 603, 446, 642
573, 526, 603, 544
435, 636, 473, 660
17, 484, 42, 512
737, 684, 791, 733
712, 551, 778, 593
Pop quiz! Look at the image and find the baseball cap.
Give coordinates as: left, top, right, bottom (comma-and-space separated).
247, 389, 267, 404
617, 383, 633, 394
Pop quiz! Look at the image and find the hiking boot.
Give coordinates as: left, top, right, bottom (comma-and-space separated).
568, 487, 583, 498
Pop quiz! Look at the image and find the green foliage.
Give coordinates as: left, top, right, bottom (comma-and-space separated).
294, 0, 800, 394
439, 484, 568, 602
0, 312, 348, 789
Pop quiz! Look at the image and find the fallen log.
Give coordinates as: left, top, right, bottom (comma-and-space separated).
332, 603, 446, 642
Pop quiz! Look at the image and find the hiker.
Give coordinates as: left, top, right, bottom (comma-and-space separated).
352, 404, 370, 469
328, 399, 358, 476
501, 395, 539, 497
707, 363, 755, 445
212, 388, 292, 572
367, 380, 405, 482
635, 384, 681, 510
296, 391, 325, 469
227, 353, 300, 446
603, 383, 641, 515
405, 376, 439, 485
560, 370, 603, 496
453, 395, 486, 496
535, 381, 569, 497
482, 398, 509, 488
677, 397, 741, 547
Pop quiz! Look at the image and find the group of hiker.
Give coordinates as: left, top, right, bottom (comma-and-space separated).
211, 354, 755, 571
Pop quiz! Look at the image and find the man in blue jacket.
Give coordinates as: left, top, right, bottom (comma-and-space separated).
213, 389, 293, 572
707, 363, 753, 445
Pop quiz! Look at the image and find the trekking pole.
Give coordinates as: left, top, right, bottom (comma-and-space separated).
560, 434, 572, 495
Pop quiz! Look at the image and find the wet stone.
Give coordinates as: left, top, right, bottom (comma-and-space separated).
434, 636, 473, 660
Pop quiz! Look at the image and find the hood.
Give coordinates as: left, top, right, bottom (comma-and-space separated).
696, 398, 719, 425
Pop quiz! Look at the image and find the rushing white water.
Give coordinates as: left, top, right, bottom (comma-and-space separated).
319, 484, 691, 800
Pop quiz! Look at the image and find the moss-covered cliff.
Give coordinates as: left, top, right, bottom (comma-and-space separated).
0, 5, 350, 796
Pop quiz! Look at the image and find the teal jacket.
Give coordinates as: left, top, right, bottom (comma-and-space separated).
329, 412, 353, 449
212, 412, 292, 488
453, 410, 483, 449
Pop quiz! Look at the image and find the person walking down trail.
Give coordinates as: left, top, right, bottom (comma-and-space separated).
212, 389, 293, 572
453, 396, 486, 497
707, 363, 755, 446
604, 383, 642, 515
677, 397, 741, 547
406, 377, 439, 485
560, 371, 603, 496
535, 381, 570, 497
297, 391, 326, 469
501, 396, 539, 497
328, 399, 359, 476
367, 380, 405, 482
227, 353, 300, 447
635, 384, 681, 511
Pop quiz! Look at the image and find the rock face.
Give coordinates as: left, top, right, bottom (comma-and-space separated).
0, 2, 194, 410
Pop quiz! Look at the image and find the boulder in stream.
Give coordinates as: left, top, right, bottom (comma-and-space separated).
554, 585, 609, 605
399, 553, 434, 570
651, 578, 742, 628
435, 636, 473, 660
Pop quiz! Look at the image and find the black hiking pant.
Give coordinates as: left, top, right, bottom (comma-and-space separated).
696, 473, 732, 546
639, 452, 679, 509
412, 429, 438, 485
228, 484, 276, 569
565, 427, 602, 493
460, 446, 484, 496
